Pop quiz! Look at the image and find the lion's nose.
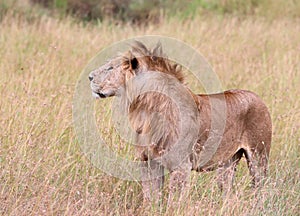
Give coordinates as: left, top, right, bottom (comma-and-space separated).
89, 75, 93, 81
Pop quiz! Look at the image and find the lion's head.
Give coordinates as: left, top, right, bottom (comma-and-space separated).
89, 41, 184, 98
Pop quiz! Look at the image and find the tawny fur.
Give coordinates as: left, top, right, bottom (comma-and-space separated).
89, 41, 272, 204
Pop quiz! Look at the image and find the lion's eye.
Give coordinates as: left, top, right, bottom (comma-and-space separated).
107, 66, 113, 71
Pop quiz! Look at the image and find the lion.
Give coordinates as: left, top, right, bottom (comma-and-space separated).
88, 41, 272, 205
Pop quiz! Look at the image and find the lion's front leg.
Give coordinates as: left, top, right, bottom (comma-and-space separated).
141, 160, 165, 205
167, 164, 192, 209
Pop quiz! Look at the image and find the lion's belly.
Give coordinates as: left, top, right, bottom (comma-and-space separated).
192, 141, 242, 172
191, 125, 245, 172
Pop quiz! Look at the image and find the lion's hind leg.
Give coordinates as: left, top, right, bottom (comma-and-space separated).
217, 149, 244, 196
244, 147, 269, 188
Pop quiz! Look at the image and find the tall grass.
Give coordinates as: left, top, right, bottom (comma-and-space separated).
0, 6, 299, 216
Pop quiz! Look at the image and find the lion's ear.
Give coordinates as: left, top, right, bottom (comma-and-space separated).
125, 56, 138, 81
130, 57, 138, 70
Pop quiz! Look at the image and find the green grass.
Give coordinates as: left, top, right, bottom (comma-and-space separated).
0, 3, 299, 215
2, 0, 300, 23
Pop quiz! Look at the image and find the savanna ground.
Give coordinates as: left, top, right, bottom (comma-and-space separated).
0, 1, 300, 215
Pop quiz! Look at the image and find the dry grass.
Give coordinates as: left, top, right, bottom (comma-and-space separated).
0, 9, 299, 216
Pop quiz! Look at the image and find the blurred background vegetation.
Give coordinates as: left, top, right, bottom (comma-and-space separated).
1, 0, 300, 24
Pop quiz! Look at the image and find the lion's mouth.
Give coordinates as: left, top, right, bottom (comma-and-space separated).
92, 91, 107, 99
92, 90, 117, 98
97, 92, 107, 98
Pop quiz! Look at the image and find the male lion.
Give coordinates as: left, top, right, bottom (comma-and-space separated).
89, 41, 272, 204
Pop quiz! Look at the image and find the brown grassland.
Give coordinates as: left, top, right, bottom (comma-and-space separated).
0, 1, 299, 215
